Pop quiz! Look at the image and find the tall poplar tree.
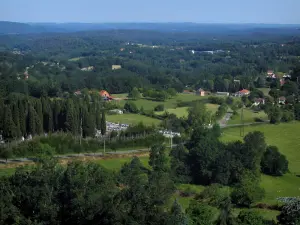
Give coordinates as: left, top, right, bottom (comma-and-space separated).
11, 103, 21, 138
18, 100, 26, 136
3, 106, 16, 140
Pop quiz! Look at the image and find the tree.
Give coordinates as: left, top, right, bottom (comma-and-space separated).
154, 104, 165, 112
149, 144, 169, 172
82, 107, 95, 138
170, 144, 190, 183
261, 146, 289, 176
295, 103, 300, 120
186, 200, 216, 225
18, 100, 26, 136
65, 99, 77, 134
101, 111, 106, 154
128, 87, 141, 100
231, 170, 265, 207
266, 105, 282, 124
237, 210, 265, 225
187, 102, 209, 128
11, 103, 21, 138
3, 106, 16, 140
35, 100, 43, 134
167, 200, 189, 225
27, 105, 36, 135
124, 101, 139, 113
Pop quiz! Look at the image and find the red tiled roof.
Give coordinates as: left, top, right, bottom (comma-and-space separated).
239, 89, 250, 94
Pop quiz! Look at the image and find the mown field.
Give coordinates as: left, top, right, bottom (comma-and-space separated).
116, 93, 209, 111
107, 114, 161, 126
228, 108, 268, 125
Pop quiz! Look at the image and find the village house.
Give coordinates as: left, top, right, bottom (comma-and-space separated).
196, 88, 206, 96
81, 66, 94, 71
112, 65, 122, 70
278, 96, 286, 105
109, 109, 123, 115
216, 92, 229, 96
99, 90, 113, 101
267, 70, 276, 79
74, 90, 82, 96
234, 89, 250, 97
253, 98, 265, 106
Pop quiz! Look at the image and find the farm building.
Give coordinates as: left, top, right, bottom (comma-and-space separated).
216, 92, 229, 96
253, 98, 265, 106
196, 88, 206, 96
234, 89, 250, 97
112, 65, 122, 70
278, 96, 286, 105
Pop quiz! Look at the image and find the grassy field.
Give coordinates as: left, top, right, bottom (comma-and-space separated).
107, 114, 161, 126
258, 88, 271, 96
228, 108, 268, 125
116, 93, 209, 111
222, 122, 300, 204
68, 57, 84, 61
96, 156, 149, 171
155, 103, 219, 118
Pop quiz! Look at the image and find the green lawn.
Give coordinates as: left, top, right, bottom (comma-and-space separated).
107, 114, 161, 126
206, 103, 220, 114
0, 167, 16, 177
228, 109, 268, 125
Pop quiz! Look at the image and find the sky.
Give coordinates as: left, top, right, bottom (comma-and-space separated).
1, 0, 300, 24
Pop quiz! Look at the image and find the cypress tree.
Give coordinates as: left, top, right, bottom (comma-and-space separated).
11, 103, 21, 138
53, 100, 61, 131
82, 107, 95, 137
35, 100, 43, 134
18, 100, 26, 136
3, 106, 16, 140
100, 111, 106, 136
0, 98, 4, 132
27, 105, 36, 135
65, 99, 77, 134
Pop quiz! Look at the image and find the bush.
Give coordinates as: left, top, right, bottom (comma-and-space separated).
124, 101, 139, 113
237, 210, 265, 225
154, 104, 165, 112
261, 146, 289, 176
231, 171, 265, 207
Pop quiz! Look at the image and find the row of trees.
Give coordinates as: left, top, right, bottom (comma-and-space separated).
0, 94, 106, 141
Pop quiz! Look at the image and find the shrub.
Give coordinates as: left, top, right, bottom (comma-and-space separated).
154, 104, 165, 112
261, 146, 289, 176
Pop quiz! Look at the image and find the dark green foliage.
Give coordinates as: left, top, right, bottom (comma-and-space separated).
128, 87, 141, 100
27, 105, 36, 135
124, 101, 139, 113
11, 103, 21, 138
100, 111, 106, 136
154, 104, 165, 112
3, 106, 16, 140
82, 107, 95, 137
236, 210, 265, 225
186, 200, 216, 225
149, 144, 169, 172
167, 200, 189, 225
169, 144, 190, 183
261, 146, 289, 176
65, 99, 77, 134
231, 171, 265, 207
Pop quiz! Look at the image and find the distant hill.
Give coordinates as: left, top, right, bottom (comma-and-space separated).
0, 21, 300, 35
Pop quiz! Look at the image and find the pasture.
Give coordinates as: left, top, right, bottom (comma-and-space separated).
228, 108, 268, 125
107, 114, 161, 126
222, 122, 300, 204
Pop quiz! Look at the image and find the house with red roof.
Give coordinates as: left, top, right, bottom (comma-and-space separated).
99, 90, 113, 101
235, 89, 250, 97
